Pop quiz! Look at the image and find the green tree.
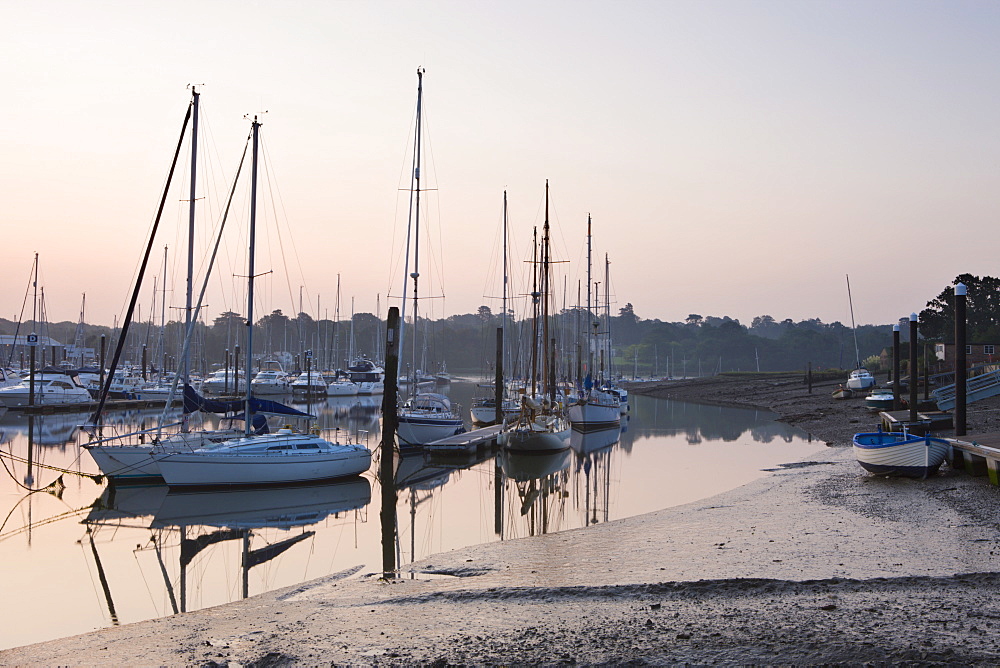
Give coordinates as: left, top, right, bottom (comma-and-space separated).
919, 274, 1000, 341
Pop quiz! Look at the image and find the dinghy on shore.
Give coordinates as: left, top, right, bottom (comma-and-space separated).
852, 431, 951, 478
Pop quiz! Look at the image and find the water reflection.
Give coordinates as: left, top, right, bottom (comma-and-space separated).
83, 478, 371, 614
0, 382, 820, 650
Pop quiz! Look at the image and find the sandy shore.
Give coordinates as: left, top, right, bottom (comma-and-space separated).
4, 374, 1000, 665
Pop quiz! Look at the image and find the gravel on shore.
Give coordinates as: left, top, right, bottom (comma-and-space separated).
2, 374, 999, 666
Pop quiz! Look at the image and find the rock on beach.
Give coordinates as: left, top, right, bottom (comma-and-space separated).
2, 373, 1000, 665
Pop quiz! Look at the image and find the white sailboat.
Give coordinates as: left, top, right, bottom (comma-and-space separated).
156, 116, 371, 487
845, 274, 876, 390
394, 68, 464, 447
470, 190, 520, 426
567, 216, 621, 431
501, 181, 571, 453
154, 117, 372, 487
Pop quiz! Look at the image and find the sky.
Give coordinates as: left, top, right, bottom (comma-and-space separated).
4, 0, 1000, 332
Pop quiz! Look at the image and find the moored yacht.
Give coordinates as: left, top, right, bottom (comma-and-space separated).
250, 362, 291, 395
346, 357, 384, 395
0, 372, 93, 407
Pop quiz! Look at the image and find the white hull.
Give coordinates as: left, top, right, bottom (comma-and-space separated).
846, 369, 876, 390
85, 430, 246, 479
326, 382, 359, 397
356, 381, 384, 395
396, 416, 465, 446
501, 415, 571, 453
470, 401, 518, 425
567, 400, 621, 430
157, 442, 372, 486
853, 432, 950, 478
0, 386, 92, 407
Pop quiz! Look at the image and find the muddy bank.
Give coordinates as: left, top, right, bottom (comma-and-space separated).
3, 375, 1000, 665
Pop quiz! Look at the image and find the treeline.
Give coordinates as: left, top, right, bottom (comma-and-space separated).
1, 303, 895, 377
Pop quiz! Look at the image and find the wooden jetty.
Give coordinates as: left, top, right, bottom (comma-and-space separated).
878, 409, 953, 435
424, 424, 502, 453
946, 433, 1000, 486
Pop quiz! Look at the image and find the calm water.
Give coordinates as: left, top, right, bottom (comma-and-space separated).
0, 380, 820, 650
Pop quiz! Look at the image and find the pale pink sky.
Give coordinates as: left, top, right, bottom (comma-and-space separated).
4, 1, 999, 329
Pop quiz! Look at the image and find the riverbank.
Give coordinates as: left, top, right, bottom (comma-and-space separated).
3, 375, 1000, 665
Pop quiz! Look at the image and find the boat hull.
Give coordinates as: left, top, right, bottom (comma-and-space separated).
567, 400, 621, 431
157, 447, 372, 487
396, 415, 465, 446
326, 382, 359, 397
501, 420, 571, 453
852, 432, 951, 478
84, 430, 246, 480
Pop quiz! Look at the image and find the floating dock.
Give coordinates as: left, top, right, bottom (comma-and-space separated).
424, 424, 503, 452
947, 433, 1000, 486
878, 409, 953, 435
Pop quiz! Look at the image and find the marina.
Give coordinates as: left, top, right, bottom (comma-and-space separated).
0, 383, 819, 650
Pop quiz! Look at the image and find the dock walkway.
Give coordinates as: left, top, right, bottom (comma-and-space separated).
425, 424, 502, 452
947, 432, 1000, 486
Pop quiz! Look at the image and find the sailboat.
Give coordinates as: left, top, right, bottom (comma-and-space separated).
470, 190, 520, 426
156, 116, 371, 487
844, 274, 875, 390
394, 68, 464, 447
84, 89, 252, 480
500, 181, 571, 453
567, 216, 621, 431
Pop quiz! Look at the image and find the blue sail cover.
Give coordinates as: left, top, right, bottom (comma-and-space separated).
182, 384, 313, 419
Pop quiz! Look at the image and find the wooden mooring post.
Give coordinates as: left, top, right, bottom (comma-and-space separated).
955, 282, 967, 436
380, 307, 400, 579
909, 313, 918, 424
892, 325, 901, 411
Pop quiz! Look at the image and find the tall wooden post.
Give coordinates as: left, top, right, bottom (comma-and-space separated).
26, 414, 35, 486
495, 327, 504, 425
923, 343, 930, 401
99, 335, 106, 389
955, 283, 967, 436
807, 362, 812, 394
224, 348, 230, 394
380, 307, 401, 579
233, 346, 240, 395
892, 325, 901, 411
495, 456, 504, 538
28, 339, 36, 408
909, 313, 919, 424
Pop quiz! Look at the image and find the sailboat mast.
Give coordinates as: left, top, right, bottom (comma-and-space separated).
586, 215, 592, 383
182, 87, 199, 394
158, 246, 167, 373
530, 226, 539, 398
846, 273, 861, 369
245, 117, 260, 437
502, 190, 508, 377
411, 67, 425, 388
542, 180, 552, 401
605, 253, 611, 382
398, 66, 425, 386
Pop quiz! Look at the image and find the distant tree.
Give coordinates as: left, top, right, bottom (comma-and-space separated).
685, 314, 703, 326
477, 305, 493, 322
919, 274, 1000, 342
213, 311, 243, 328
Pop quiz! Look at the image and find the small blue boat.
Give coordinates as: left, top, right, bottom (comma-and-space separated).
853, 431, 951, 478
